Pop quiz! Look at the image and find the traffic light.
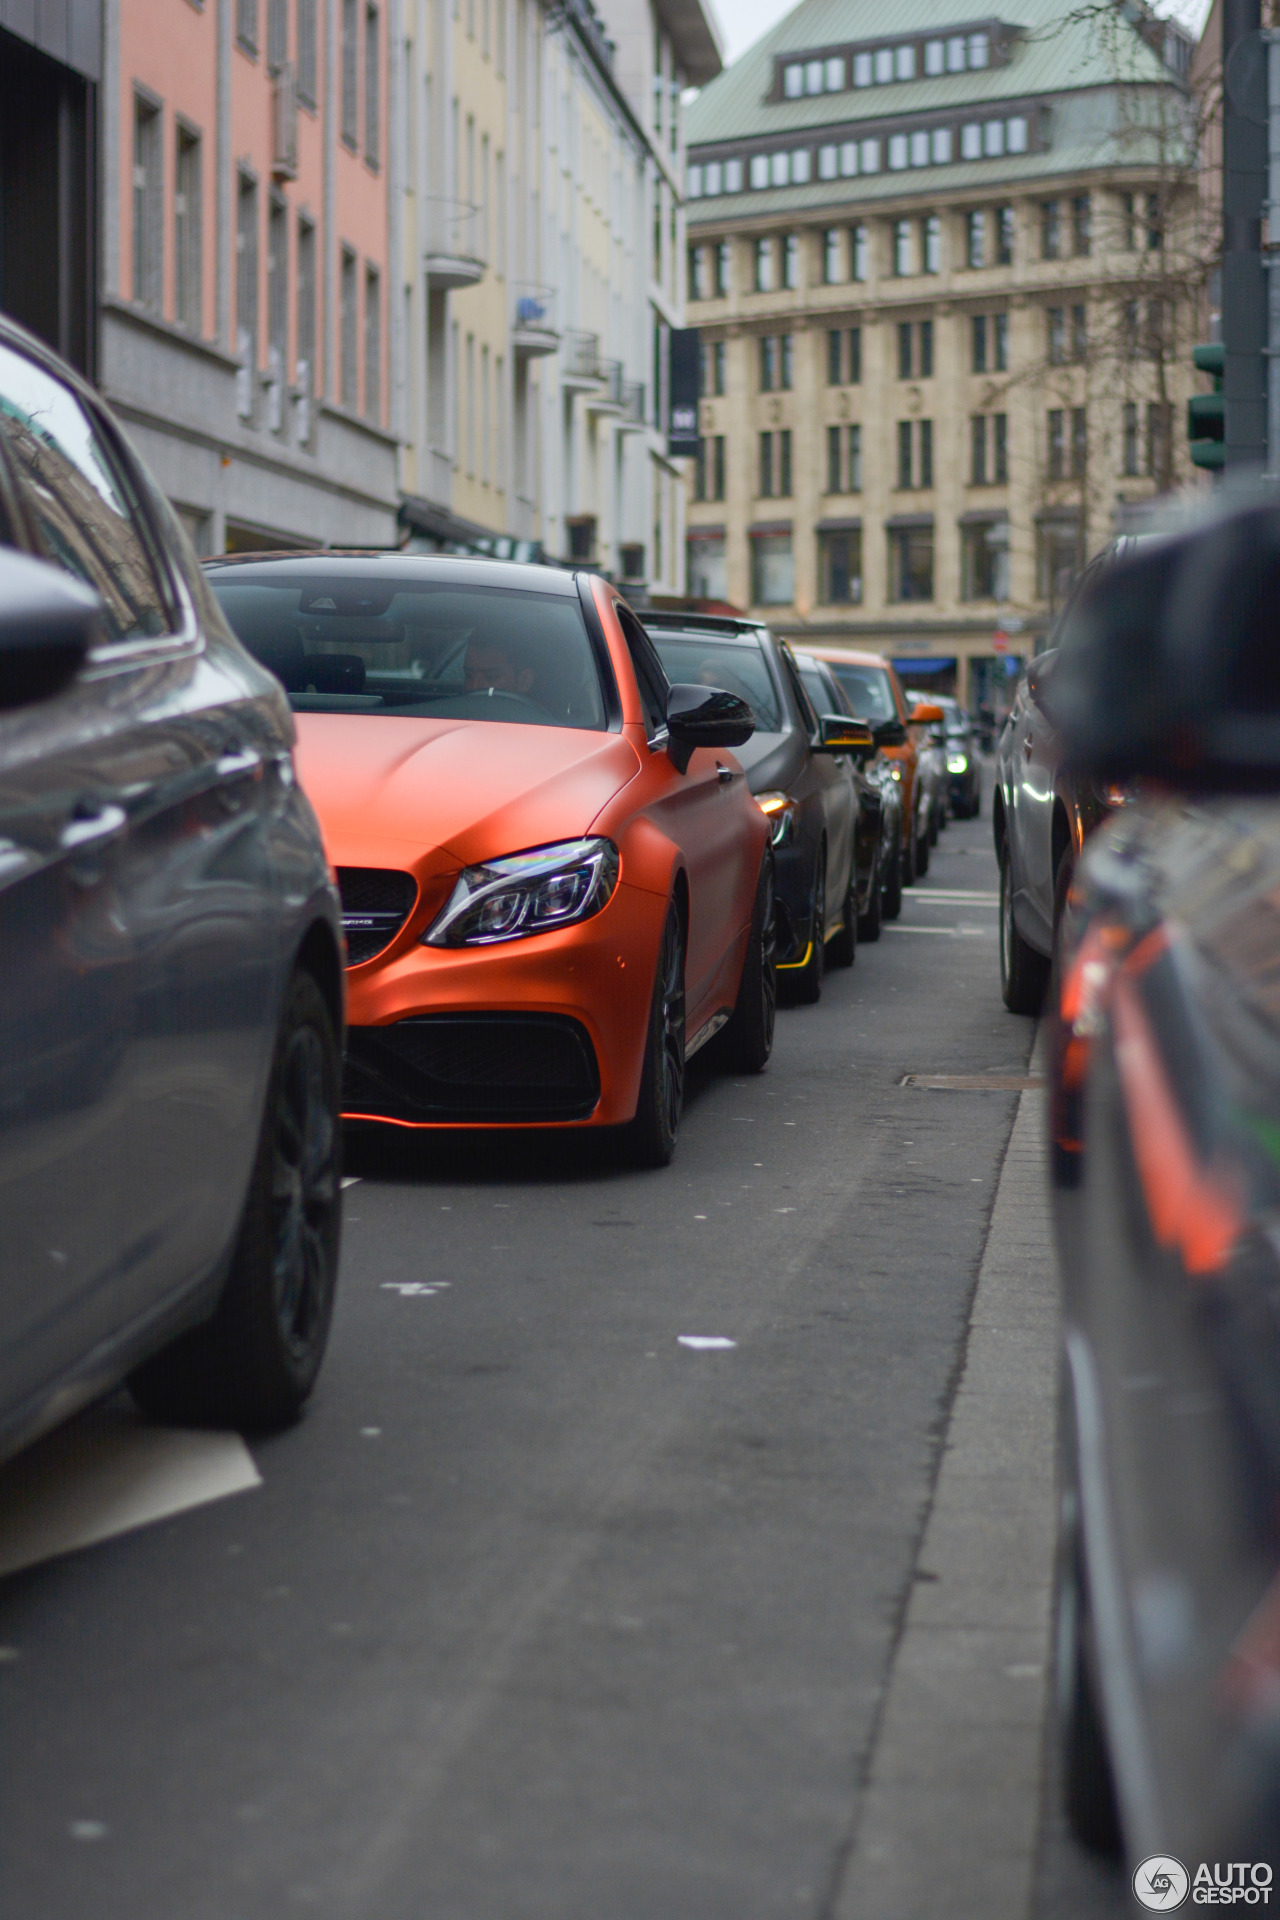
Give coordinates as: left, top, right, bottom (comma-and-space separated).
1188, 342, 1224, 470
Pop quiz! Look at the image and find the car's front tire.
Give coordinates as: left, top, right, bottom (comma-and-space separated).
718, 855, 776, 1073
130, 969, 342, 1432
623, 901, 685, 1166
881, 828, 903, 921
828, 852, 857, 968
857, 842, 883, 943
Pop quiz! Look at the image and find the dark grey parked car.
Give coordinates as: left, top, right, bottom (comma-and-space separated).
0, 318, 345, 1461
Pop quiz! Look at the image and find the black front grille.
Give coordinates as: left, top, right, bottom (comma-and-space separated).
343, 1015, 601, 1123
336, 867, 418, 966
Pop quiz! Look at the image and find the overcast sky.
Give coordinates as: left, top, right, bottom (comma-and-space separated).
713, 0, 1215, 70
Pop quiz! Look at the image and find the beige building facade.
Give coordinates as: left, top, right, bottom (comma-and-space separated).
683, 0, 1204, 715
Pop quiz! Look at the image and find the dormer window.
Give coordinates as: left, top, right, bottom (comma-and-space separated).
773, 20, 1012, 105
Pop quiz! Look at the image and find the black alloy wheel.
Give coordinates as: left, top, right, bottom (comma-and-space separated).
718, 854, 776, 1072
130, 969, 343, 1431
829, 851, 857, 968
881, 827, 903, 921
858, 840, 883, 942
789, 850, 826, 1005
999, 839, 1050, 1015
625, 901, 686, 1166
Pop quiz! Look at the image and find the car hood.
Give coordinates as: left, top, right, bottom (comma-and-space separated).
294, 715, 643, 871
732, 729, 803, 794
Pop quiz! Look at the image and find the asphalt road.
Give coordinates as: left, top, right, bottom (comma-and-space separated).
1, 792, 1056, 1920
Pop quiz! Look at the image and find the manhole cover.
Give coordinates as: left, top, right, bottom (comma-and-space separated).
901, 1073, 1046, 1091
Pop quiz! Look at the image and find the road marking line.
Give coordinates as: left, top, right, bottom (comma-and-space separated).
677, 1336, 737, 1350
0, 1403, 260, 1581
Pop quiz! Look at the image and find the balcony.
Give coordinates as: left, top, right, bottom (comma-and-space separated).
586, 358, 626, 415
617, 380, 647, 432
513, 286, 559, 358
424, 199, 484, 290
561, 329, 602, 391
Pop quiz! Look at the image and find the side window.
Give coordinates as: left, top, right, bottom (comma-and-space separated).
780, 644, 820, 736
615, 604, 669, 739
0, 340, 172, 642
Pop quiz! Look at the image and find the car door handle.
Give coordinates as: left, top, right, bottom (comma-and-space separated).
60, 802, 127, 851
715, 762, 734, 786
215, 747, 262, 778
1023, 738, 1033, 759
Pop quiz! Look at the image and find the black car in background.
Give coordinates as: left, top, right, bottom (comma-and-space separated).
905, 689, 950, 847
1045, 499, 1280, 1870
643, 612, 861, 1003
794, 650, 904, 939
0, 317, 345, 1461
932, 694, 981, 819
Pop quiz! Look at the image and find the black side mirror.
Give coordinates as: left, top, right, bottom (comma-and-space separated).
1045, 502, 1280, 791
0, 549, 101, 712
814, 713, 874, 755
873, 718, 908, 749
666, 683, 754, 774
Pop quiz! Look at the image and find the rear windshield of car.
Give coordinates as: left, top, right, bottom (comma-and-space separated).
209, 573, 609, 729
646, 633, 783, 733
827, 663, 898, 723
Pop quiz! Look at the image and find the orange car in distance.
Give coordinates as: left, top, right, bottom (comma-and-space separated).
804, 647, 943, 885
207, 556, 775, 1164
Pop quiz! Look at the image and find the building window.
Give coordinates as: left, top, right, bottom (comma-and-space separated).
823, 228, 842, 284
237, 0, 258, 51
851, 223, 868, 282
1122, 191, 1136, 250
342, 0, 359, 145
897, 418, 913, 488
783, 233, 800, 289
235, 171, 258, 417
694, 440, 708, 501
364, 266, 381, 421
1071, 406, 1087, 477
995, 204, 1014, 264
174, 124, 202, 331
827, 423, 842, 493
827, 328, 842, 385
898, 322, 912, 380
715, 240, 731, 296
780, 334, 793, 389
889, 524, 934, 601
296, 216, 315, 440
712, 434, 726, 499
266, 193, 287, 429
751, 531, 794, 605
754, 237, 772, 293
340, 246, 358, 409
133, 96, 163, 311
923, 213, 940, 274
1038, 515, 1082, 603
893, 218, 912, 276
962, 519, 1009, 600
1041, 199, 1061, 260
778, 429, 792, 495
1072, 303, 1087, 361
971, 412, 987, 485
759, 430, 774, 496
819, 527, 862, 604
1146, 190, 1163, 249
1123, 400, 1139, 476
993, 412, 1007, 482
1048, 307, 1066, 365
972, 314, 987, 373
848, 422, 862, 490
919, 320, 933, 378
849, 326, 862, 383
919, 418, 933, 487
993, 311, 1008, 371
688, 535, 726, 599
1072, 192, 1091, 256
1146, 400, 1169, 480
267, 0, 287, 70
712, 339, 726, 394
966, 210, 984, 270
688, 244, 704, 301
1047, 408, 1065, 480
759, 336, 775, 391
298, 0, 317, 102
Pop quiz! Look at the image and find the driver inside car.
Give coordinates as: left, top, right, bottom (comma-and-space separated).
464, 636, 536, 698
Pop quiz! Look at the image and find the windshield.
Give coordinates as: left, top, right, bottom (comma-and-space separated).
210, 573, 609, 729
647, 634, 783, 733
798, 665, 844, 716
826, 662, 898, 723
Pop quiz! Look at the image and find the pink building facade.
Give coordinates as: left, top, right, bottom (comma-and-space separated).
99, 0, 400, 549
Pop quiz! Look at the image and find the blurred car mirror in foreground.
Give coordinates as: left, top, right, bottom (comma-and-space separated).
0, 548, 101, 710
1044, 494, 1280, 792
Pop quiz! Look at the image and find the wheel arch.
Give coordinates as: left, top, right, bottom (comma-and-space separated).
293, 917, 345, 1044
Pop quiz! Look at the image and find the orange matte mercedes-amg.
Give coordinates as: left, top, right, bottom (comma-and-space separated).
207, 555, 775, 1164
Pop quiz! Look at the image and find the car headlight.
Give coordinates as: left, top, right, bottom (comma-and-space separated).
888, 763, 903, 781
755, 791, 799, 847
424, 837, 620, 947
947, 753, 969, 774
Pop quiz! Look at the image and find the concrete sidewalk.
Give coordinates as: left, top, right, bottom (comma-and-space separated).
832, 1058, 1059, 1920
